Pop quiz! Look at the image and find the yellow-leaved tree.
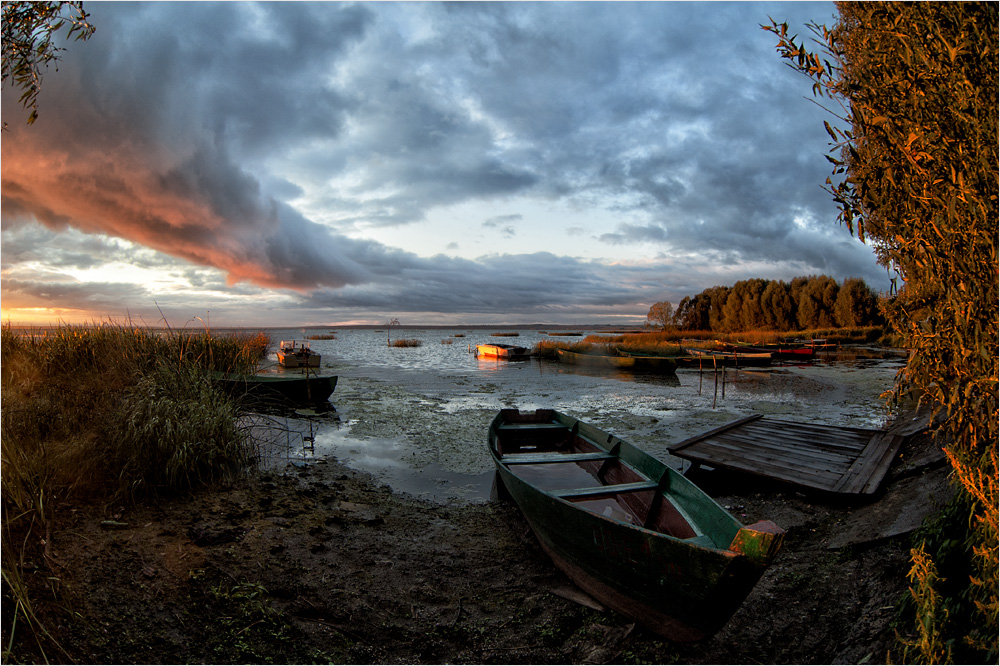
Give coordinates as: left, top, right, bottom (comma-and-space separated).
765, 3, 997, 663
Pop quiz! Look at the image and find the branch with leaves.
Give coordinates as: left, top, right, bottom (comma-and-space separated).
1, 1, 95, 128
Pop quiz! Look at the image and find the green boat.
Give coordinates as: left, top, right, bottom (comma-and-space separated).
556, 348, 678, 373
488, 408, 784, 642
212, 371, 338, 406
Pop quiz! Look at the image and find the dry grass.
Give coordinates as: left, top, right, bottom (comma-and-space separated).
390, 338, 422, 348
490, 331, 520, 337
1, 322, 271, 662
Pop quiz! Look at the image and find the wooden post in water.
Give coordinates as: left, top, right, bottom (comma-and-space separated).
712, 354, 719, 409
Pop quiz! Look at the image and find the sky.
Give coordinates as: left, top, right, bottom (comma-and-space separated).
1, 1, 890, 328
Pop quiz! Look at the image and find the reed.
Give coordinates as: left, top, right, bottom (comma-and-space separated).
390, 338, 422, 348
490, 331, 520, 337
532, 339, 595, 358
1, 322, 271, 662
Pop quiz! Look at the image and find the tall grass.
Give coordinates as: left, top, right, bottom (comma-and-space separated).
1, 322, 271, 663
533, 326, 888, 359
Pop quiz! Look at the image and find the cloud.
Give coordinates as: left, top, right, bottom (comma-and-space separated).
1, 2, 886, 326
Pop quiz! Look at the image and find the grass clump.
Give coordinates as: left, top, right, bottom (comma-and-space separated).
1, 322, 270, 663
390, 338, 422, 348
490, 331, 520, 337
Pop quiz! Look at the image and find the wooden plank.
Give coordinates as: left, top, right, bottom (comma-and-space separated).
859, 434, 905, 494
757, 418, 878, 440
553, 480, 658, 499
668, 414, 764, 452
677, 441, 843, 488
503, 451, 615, 465
738, 421, 871, 449
701, 418, 874, 455
736, 421, 872, 453
712, 431, 858, 467
709, 428, 857, 462
498, 422, 569, 431
833, 432, 905, 494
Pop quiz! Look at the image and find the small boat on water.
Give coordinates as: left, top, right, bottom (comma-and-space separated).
680, 347, 773, 367
613, 348, 736, 370
556, 348, 678, 373
476, 343, 531, 360
277, 340, 321, 368
212, 371, 337, 406
728, 342, 816, 360
489, 408, 784, 641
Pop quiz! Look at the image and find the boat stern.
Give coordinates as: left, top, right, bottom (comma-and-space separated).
728, 520, 785, 568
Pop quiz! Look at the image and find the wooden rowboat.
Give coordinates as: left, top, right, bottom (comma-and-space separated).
489, 409, 784, 641
212, 371, 337, 406
727, 342, 815, 360
276, 340, 321, 368
476, 343, 531, 360
556, 348, 678, 373
680, 348, 773, 367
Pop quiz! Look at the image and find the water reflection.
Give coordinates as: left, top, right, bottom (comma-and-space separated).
536, 359, 682, 386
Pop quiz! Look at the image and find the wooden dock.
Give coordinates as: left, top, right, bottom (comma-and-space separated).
668, 415, 905, 496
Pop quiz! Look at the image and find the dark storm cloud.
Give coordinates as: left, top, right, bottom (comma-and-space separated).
1, 1, 885, 324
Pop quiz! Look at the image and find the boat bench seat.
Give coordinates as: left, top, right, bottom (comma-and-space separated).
502, 451, 615, 464
553, 480, 659, 498
497, 423, 569, 431
683, 534, 716, 548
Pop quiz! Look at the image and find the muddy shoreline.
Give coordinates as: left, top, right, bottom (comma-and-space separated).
30, 396, 950, 665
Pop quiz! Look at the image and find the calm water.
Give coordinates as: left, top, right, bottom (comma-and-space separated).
250, 327, 905, 504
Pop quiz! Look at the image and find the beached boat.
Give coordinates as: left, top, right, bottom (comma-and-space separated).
488, 408, 784, 641
276, 340, 321, 368
212, 371, 337, 406
476, 343, 531, 360
556, 348, 678, 373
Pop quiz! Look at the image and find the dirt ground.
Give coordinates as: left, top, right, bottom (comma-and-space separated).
17, 416, 950, 665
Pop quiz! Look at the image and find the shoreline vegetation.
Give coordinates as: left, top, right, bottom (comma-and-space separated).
1, 323, 272, 662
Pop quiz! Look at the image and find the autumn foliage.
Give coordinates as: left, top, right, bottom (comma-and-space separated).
766, 3, 998, 662
651, 274, 881, 332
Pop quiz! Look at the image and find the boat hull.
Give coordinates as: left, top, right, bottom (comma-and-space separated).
556, 348, 678, 372
477, 344, 530, 359
213, 373, 337, 405
680, 349, 773, 367
489, 409, 783, 642
276, 340, 322, 368
276, 351, 321, 368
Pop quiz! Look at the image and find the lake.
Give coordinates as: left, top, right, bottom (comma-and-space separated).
250, 327, 905, 504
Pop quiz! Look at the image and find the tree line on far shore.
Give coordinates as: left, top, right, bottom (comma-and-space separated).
647, 275, 882, 332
